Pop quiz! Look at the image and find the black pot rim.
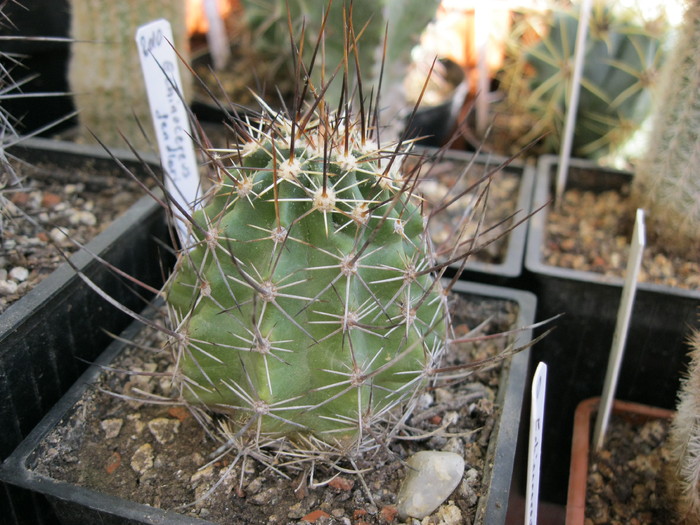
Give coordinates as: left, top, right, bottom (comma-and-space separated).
0, 280, 536, 525
0, 136, 164, 344
415, 147, 535, 280
526, 154, 700, 300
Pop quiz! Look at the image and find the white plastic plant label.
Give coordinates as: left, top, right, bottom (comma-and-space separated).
593, 208, 646, 450
135, 19, 199, 244
525, 361, 547, 525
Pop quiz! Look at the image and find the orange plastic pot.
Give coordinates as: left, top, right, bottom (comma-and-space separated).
565, 397, 674, 524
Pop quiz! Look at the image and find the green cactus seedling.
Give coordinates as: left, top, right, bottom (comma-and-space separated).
162, 0, 467, 450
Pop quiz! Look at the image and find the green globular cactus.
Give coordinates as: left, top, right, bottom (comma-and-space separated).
632, 0, 700, 261
69, 0, 191, 150
499, 1, 667, 158
165, 106, 449, 446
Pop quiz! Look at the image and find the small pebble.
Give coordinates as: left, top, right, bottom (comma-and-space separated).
0, 280, 18, 295
100, 418, 123, 439
251, 487, 279, 506
301, 510, 330, 522
432, 503, 463, 525
49, 227, 69, 244
8, 266, 29, 282
69, 209, 97, 226
130, 443, 154, 474
41, 192, 62, 208
328, 476, 354, 492
190, 465, 215, 484
147, 417, 180, 444
396, 451, 465, 519
416, 392, 434, 409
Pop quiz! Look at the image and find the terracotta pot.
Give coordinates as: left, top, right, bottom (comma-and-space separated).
565, 397, 674, 525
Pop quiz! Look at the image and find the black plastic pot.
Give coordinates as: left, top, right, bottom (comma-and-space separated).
416, 147, 535, 287
0, 137, 173, 524
518, 154, 700, 506
0, 280, 535, 525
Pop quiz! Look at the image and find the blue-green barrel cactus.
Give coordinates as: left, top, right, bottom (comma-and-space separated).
500, 1, 668, 158
166, 107, 449, 447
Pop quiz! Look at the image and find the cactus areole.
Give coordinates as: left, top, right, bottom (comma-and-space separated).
166, 111, 449, 447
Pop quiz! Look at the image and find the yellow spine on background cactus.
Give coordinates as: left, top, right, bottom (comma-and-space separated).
69, 0, 191, 149
669, 330, 700, 524
632, 0, 700, 260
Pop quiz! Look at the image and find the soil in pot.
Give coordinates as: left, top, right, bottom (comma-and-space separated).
569, 398, 677, 525
406, 154, 522, 267
544, 166, 699, 291
586, 414, 675, 524
1, 156, 152, 312
30, 293, 521, 525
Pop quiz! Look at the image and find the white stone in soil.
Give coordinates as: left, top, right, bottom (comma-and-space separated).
147, 417, 180, 444
434, 502, 463, 524
69, 209, 97, 226
0, 280, 18, 296
49, 227, 68, 244
100, 418, 123, 439
396, 450, 465, 520
9, 266, 28, 282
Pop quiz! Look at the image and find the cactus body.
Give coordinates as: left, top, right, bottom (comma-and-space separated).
669, 331, 700, 523
499, 2, 666, 158
166, 112, 449, 445
632, 0, 700, 260
69, 0, 191, 149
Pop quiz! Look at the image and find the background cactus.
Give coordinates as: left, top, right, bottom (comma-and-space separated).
166, 100, 450, 446
632, 0, 700, 261
0, 2, 20, 238
69, 0, 191, 150
497, 1, 667, 159
668, 330, 700, 523
238, 0, 440, 112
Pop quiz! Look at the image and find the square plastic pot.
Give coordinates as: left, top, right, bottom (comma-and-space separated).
413, 147, 535, 287
520, 154, 699, 505
0, 280, 535, 525
0, 137, 173, 524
